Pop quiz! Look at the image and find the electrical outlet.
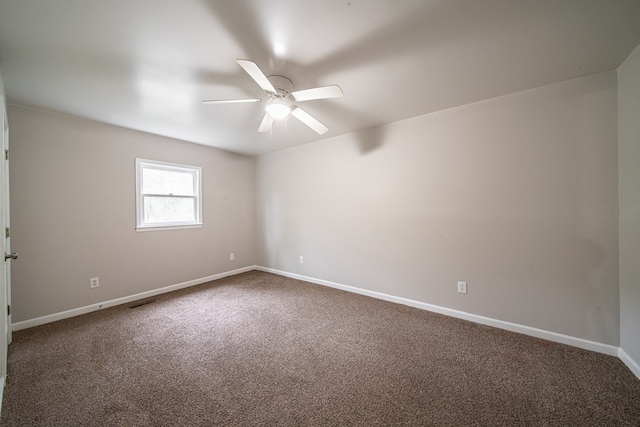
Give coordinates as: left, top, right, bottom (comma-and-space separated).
90, 277, 100, 289
299, 256, 304, 264
230, 253, 235, 261
457, 281, 467, 294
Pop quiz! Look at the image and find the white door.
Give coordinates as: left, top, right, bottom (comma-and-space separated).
0, 93, 10, 391
3, 95, 11, 346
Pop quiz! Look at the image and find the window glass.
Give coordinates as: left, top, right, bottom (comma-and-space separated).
142, 168, 194, 196
143, 196, 196, 224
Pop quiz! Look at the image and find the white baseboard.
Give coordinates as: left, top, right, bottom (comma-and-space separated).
619, 348, 640, 380
12, 266, 255, 331
256, 266, 620, 358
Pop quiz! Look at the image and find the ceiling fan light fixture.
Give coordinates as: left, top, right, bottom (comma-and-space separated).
265, 99, 291, 119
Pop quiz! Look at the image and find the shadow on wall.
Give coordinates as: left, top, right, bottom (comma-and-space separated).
566, 234, 614, 343
356, 125, 386, 154
570, 207, 615, 340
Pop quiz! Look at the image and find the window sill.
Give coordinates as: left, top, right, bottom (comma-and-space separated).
136, 224, 203, 232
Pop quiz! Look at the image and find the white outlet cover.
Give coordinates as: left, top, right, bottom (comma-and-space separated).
457, 281, 467, 294
300, 256, 304, 264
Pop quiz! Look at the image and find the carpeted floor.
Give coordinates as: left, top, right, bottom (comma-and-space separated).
1, 271, 639, 426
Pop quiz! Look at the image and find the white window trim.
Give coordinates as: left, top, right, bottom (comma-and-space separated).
135, 158, 203, 231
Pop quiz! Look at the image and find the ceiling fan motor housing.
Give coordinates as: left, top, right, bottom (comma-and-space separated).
268, 75, 294, 101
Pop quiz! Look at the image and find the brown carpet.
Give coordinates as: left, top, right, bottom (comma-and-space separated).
1, 271, 639, 426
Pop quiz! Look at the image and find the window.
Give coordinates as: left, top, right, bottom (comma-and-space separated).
135, 158, 202, 230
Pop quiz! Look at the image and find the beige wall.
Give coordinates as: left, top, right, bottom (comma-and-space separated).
256, 71, 619, 345
618, 46, 640, 364
8, 105, 256, 322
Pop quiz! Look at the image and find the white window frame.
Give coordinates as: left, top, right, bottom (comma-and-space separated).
135, 158, 203, 231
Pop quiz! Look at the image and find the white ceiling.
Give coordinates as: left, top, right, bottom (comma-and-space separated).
1, 0, 639, 156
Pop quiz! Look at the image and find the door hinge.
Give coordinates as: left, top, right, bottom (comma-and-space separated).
5, 227, 9, 239
7, 305, 10, 316
4, 149, 7, 160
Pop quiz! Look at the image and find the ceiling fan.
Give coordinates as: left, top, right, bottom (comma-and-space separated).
203, 59, 343, 135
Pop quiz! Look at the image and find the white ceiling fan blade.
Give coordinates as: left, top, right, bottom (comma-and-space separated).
291, 107, 328, 135
202, 98, 261, 104
258, 113, 273, 133
292, 85, 343, 102
236, 59, 276, 94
